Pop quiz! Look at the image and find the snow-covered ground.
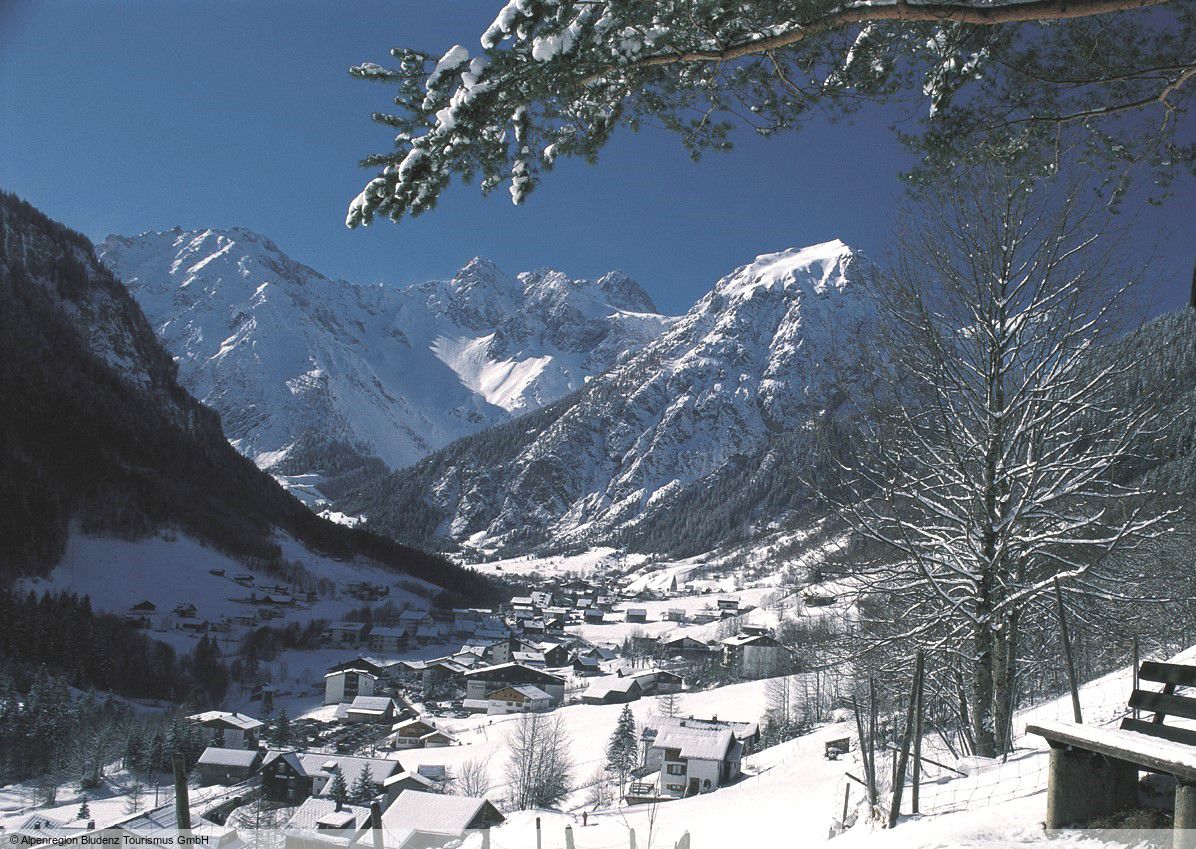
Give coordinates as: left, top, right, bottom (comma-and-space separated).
17, 530, 436, 653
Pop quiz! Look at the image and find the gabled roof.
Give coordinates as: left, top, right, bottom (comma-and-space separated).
368, 626, 409, 639
296, 753, 401, 787
188, 710, 264, 731
652, 726, 735, 761
462, 662, 565, 685
721, 633, 783, 648
583, 676, 642, 699
283, 798, 371, 831
380, 790, 504, 835
348, 695, 395, 714
197, 746, 261, 768
327, 621, 368, 631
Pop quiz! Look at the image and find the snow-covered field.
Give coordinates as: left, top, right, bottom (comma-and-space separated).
17, 530, 436, 653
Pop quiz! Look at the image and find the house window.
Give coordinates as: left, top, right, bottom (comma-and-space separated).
666, 763, 686, 775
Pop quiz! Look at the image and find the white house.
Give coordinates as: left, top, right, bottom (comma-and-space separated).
645, 725, 742, 798
484, 684, 553, 715
324, 667, 379, 705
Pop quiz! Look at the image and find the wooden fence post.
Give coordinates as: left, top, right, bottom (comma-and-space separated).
912, 653, 925, 815
172, 751, 190, 834
536, 816, 542, 849
1054, 578, 1082, 724
565, 824, 576, 849
1132, 636, 1140, 720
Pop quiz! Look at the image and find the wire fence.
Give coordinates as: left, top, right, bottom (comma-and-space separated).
832, 637, 1194, 831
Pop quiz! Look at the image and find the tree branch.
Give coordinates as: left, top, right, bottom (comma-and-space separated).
581, 0, 1173, 84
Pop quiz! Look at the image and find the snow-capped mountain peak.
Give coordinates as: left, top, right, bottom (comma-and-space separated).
98, 228, 674, 472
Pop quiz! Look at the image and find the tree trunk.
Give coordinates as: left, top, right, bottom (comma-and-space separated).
971, 621, 997, 758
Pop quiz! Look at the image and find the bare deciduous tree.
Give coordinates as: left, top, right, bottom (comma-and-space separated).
842, 169, 1176, 757
504, 713, 574, 810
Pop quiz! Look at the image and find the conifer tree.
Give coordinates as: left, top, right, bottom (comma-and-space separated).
605, 706, 638, 799
350, 764, 375, 805
327, 770, 350, 805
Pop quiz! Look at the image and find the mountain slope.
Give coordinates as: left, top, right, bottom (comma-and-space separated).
98, 229, 672, 471
0, 191, 494, 601
330, 240, 876, 555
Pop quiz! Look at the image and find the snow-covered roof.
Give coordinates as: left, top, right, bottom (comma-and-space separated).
646, 715, 759, 740
297, 753, 400, 787
380, 790, 503, 835
584, 676, 641, 699
283, 798, 371, 831
508, 684, 552, 701
188, 710, 263, 731
368, 626, 409, 638
382, 770, 438, 790
721, 633, 782, 647
652, 726, 735, 762
197, 746, 261, 768
347, 695, 395, 714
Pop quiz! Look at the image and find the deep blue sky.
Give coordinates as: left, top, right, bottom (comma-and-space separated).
1, 0, 1190, 315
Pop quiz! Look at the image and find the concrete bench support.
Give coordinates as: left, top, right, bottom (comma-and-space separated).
1045, 747, 1139, 829
1176, 783, 1196, 849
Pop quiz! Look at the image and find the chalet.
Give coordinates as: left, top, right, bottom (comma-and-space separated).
519, 619, 546, 636
484, 684, 554, 715
324, 666, 378, 705
281, 798, 371, 849
583, 608, 605, 624
271, 753, 401, 803
261, 752, 314, 804
740, 623, 771, 636
628, 669, 684, 695
344, 695, 398, 724
174, 603, 198, 618
382, 770, 439, 803
188, 710, 264, 749
662, 636, 712, 658
254, 592, 293, 606
379, 791, 505, 845
462, 662, 566, 704
419, 729, 455, 747
804, 593, 837, 608
716, 597, 740, 615
113, 803, 237, 846
398, 609, 431, 630
123, 612, 152, 628
643, 715, 760, 754
720, 633, 789, 678
324, 622, 369, 647
388, 718, 438, 749
644, 724, 742, 798
582, 676, 643, 705
666, 608, 686, 623
511, 650, 546, 667
181, 620, 209, 633
367, 626, 409, 654
130, 600, 157, 614
234, 574, 255, 587
538, 642, 570, 667
414, 623, 442, 644
626, 608, 649, 624
196, 746, 264, 785
572, 654, 601, 675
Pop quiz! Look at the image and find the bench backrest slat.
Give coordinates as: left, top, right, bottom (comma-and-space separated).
1139, 661, 1196, 688
1120, 717, 1196, 748
1129, 689, 1196, 722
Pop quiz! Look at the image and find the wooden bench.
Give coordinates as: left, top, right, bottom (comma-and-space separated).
1027, 661, 1196, 846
